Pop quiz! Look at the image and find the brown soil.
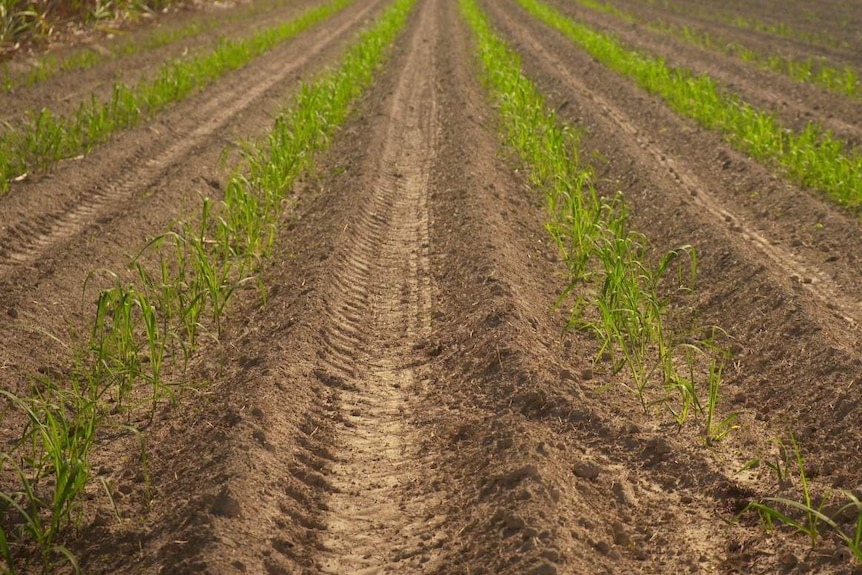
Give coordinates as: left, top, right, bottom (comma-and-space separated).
2, 0, 862, 574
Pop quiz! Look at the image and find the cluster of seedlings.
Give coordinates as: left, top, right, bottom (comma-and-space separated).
463, 0, 732, 445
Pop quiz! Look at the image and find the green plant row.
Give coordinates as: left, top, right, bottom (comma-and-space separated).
725, 12, 850, 52
461, 0, 734, 443
0, 0, 354, 195
0, 0, 300, 93
629, 0, 849, 51
647, 21, 860, 98
569, 0, 860, 98
2, 19, 206, 93
518, 0, 862, 209
0, 0, 416, 570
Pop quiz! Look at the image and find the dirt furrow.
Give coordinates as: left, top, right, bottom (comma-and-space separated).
0, 0, 381, 279
314, 0, 442, 570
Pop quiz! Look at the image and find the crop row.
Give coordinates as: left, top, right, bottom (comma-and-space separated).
0, 0, 416, 570
517, 0, 862, 209
628, 0, 852, 51
463, 0, 733, 445
0, 0, 299, 93
0, 0, 355, 195
650, 21, 859, 98
571, 0, 860, 98
582, 0, 860, 99
494, 0, 862, 562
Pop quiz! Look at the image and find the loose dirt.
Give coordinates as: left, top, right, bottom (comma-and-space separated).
2, 0, 862, 574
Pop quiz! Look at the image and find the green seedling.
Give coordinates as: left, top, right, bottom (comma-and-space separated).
0, 386, 94, 574
704, 357, 737, 444
744, 434, 826, 546
742, 435, 794, 488
664, 343, 702, 428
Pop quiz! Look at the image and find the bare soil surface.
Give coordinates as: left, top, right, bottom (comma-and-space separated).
2, 0, 862, 574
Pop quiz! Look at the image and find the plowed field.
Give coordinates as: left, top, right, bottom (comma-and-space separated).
2, 0, 861, 574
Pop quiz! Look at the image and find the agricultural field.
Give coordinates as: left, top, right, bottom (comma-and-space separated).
1, 0, 861, 573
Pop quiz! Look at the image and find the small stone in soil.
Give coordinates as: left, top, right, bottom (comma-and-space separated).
573, 460, 600, 481
504, 513, 525, 530
529, 561, 558, 575
594, 540, 611, 555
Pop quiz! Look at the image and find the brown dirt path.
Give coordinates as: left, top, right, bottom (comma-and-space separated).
312, 0, 444, 569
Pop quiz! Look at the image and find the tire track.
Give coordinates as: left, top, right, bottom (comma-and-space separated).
312, 0, 444, 571
487, 0, 862, 332
0, 0, 383, 278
